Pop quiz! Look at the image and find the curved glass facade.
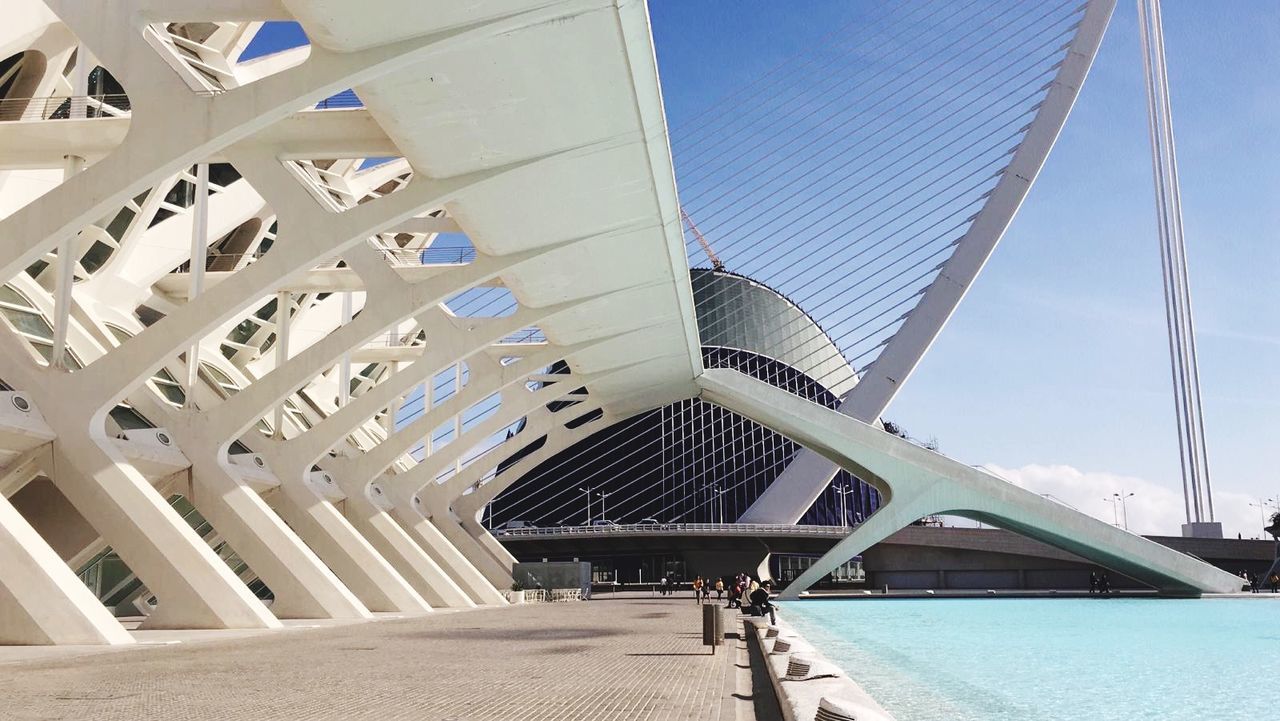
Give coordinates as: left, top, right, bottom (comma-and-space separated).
488, 270, 880, 528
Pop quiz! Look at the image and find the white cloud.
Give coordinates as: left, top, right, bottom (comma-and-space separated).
968, 463, 1267, 541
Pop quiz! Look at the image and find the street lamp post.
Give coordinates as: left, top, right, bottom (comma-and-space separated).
1251, 500, 1267, 534
598, 490, 612, 523
711, 485, 726, 524
1116, 491, 1136, 530
1249, 497, 1277, 537
835, 482, 856, 528
1103, 495, 1121, 527
579, 486, 592, 524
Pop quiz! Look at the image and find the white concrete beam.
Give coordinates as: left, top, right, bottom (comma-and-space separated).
698, 368, 1244, 598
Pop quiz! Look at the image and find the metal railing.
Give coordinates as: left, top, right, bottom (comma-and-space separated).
499, 328, 547, 345
173, 250, 269, 273
0, 89, 364, 124
382, 246, 475, 267
0, 94, 132, 122
169, 245, 474, 275
361, 332, 425, 348
417, 246, 476, 265
493, 522, 856, 538
312, 92, 365, 111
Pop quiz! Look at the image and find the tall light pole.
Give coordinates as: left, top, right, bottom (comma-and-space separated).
1103, 495, 1121, 527
1249, 498, 1278, 537
1250, 500, 1268, 535
711, 485, 726, 524
579, 486, 592, 524
598, 490, 611, 523
1116, 491, 1135, 530
1138, 0, 1219, 538
835, 482, 856, 528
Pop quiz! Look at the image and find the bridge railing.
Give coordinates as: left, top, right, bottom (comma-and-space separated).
493, 522, 855, 537
0, 91, 368, 123
0, 94, 132, 122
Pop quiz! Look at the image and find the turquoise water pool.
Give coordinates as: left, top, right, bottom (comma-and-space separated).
783, 597, 1275, 721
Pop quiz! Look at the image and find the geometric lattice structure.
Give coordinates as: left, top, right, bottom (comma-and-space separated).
0, 0, 700, 645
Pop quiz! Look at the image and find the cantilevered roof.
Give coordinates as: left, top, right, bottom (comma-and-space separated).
291, 0, 703, 415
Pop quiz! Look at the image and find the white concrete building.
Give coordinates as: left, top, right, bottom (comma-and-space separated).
0, 0, 1241, 646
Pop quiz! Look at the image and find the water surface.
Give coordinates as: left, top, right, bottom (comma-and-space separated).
783, 597, 1273, 721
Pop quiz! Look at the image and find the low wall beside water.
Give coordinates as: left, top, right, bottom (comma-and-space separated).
744, 614, 895, 721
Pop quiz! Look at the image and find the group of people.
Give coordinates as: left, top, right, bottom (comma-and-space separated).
688, 572, 777, 624
689, 575, 723, 603
1088, 571, 1113, 595
1239, 570, 1280, 593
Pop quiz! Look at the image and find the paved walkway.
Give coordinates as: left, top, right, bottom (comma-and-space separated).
0, 594, 748, 721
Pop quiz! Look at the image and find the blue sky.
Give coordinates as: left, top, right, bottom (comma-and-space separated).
652, 2, 1279, 536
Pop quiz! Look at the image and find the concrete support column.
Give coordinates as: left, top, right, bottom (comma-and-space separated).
47, 442, 279, 630
185, 453, 369, 620
422, 374, 432, 457
0, 492, 134, 645
184, 163, 209, 407
338, 292, 353, 407
452, 364, 463, 474
341, 494, 468, 608
273, 291, 290, 439
49, 45, 90, 371
270, 480, 430, 613
460, 515, 519, 569
401, 508, 506, 605
420, 510, 514, 590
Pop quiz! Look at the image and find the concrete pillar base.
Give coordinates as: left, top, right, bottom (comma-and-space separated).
271, 482, 429, 613
0, 493, 134, 645
188, 464, 369, 621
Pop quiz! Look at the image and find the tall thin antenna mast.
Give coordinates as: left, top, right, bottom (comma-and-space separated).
1136, 0, 1220, 538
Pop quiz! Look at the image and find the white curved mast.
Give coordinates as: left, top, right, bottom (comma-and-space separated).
1137, 0, 1218, 538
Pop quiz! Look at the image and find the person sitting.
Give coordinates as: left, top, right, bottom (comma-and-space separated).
726, 580, 742, 609
749, 581, 777, 625
739, 581, 757, 613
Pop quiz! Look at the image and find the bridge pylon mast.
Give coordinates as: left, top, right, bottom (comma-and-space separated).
1137, 0, 1219, 538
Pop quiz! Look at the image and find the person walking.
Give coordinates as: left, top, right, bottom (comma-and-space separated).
692, 576, 704, 604
714, 578, 725, 601
660, 575, 670, 596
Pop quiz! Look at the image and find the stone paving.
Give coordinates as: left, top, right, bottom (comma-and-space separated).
0, 594, 745, 721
